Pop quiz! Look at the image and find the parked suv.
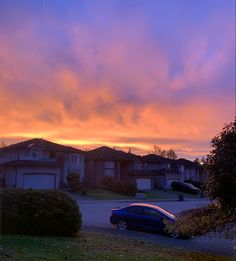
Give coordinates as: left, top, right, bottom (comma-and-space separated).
171, 181, 199, 195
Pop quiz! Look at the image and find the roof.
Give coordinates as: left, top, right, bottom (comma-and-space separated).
0, 138, 84, 154
177, 158, 199, 168
142, 154, 173, 163
85, 146, 139, 161
0, 160, 60, 168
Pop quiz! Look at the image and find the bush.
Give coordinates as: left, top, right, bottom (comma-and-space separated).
67, 171, 82, 192
100, 177, 137, 196
164, 206, 236, 238
1, 189, 82, 236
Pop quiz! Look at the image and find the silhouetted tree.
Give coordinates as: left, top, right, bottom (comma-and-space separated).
166, 149, 178, 159
205, 118, 236, 210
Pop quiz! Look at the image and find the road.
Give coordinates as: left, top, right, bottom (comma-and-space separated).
76, 198, 235, 259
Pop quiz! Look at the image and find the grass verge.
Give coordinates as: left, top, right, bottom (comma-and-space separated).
0, 231, 232, 261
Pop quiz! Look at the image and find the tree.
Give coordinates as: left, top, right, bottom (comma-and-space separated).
153, 144, 177, 159
205, 118, 236, 209
166, 149, 178, 159
0, 141, 8, 148
153, 144, 162, 155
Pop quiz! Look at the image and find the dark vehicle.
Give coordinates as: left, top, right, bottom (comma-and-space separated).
171, 181, 199, 194
110, 203, 177, 236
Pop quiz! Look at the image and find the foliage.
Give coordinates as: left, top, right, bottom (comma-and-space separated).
100, 176, 137, 196
1, 189, 82, 236
164, 205, 236, 239
153, 144, 177, 159
205, 118, 236, 209
67, 171, 82, 193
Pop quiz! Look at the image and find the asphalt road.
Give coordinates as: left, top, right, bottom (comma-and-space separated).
76, 198, 235, 259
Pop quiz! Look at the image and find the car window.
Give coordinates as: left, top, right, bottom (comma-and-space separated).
125, 206, 144, 215
144, 208, 162, 218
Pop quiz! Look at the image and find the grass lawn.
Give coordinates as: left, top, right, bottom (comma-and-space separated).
85, 188, 133, 200
0, 231, 231, 261
82, 188, 202, 201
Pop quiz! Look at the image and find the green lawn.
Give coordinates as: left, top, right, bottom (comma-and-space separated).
0, 231, 231, 261
82, 188, 203, 201
85, 188, 133, 200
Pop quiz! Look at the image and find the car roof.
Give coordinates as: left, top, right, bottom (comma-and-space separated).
127, 203, 175, 219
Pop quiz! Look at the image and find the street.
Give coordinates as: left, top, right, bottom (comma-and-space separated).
77, 198, 235, 259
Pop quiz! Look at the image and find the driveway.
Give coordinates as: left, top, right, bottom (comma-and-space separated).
76, 198, 235, 258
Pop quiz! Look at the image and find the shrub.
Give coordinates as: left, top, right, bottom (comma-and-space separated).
67, 171, 82, 192
1, 189, 82, 236
100, 177, 137, 196
164, 206, 236, 238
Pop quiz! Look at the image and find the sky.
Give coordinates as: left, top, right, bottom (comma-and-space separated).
0, 0, 235, 160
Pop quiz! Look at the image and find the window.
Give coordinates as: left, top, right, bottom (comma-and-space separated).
104, 161, 115, 177
125, 206, 144, 215
144, 208, 162, 218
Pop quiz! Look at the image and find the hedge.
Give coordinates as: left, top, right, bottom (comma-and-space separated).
100, 176, 137, 196
1, 189, 82, 236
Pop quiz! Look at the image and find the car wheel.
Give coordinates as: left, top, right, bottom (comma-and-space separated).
170, 232, 180, 239
117, 220, 127, 231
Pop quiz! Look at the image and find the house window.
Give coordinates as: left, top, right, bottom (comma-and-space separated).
104, 161, 115, 177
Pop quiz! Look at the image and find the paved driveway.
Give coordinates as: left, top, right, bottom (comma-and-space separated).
76, 198, 235, 258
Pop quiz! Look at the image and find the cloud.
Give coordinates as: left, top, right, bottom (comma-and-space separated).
0, 0, 235, 159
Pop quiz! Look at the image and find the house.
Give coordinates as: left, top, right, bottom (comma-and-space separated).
129, 154, 183, 190
0, 138, 84, 189
129, 154, 202, 190
84, 146, 202, 190
84, 146, 137, 187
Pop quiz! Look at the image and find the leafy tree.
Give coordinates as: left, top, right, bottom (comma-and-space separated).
205, 118, 236, 209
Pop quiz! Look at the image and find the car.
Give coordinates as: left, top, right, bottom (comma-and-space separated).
171, 181, 200, 194
110, 203, 177, 236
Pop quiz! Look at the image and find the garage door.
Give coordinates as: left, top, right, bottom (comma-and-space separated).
166, 179, 179, 189
23, 173, 56, 189
136, 178, 152, 190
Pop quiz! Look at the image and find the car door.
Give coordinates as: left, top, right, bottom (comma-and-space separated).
143, 207, 165, 232
124, 206, 146, 229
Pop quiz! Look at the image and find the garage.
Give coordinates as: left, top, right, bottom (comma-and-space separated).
23, 173, 56, 189
136, 178, 152, 190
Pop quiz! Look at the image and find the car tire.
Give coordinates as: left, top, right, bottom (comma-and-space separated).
117, 220, 127, 231
170, 232, 180, 239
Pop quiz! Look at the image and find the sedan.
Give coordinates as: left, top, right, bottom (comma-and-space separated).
110, 203, 177, 236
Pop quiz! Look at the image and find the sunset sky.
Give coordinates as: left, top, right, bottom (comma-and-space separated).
0, 0, 235, 160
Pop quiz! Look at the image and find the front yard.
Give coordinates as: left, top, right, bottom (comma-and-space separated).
80, 188, 203, 200
0, 231, 231, 261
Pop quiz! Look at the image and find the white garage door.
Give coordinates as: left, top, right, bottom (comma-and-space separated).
136, 178, 152, 190
23, 173, 56, 189
166, 179, 179, 189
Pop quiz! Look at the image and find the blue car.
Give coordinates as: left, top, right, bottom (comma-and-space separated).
110, 203, 176, 235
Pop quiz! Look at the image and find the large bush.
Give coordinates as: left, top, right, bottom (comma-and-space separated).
164, 206, 236, 239
205, 119, 236, 209
1, 189, 82, 236
100, 176, 137, 196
